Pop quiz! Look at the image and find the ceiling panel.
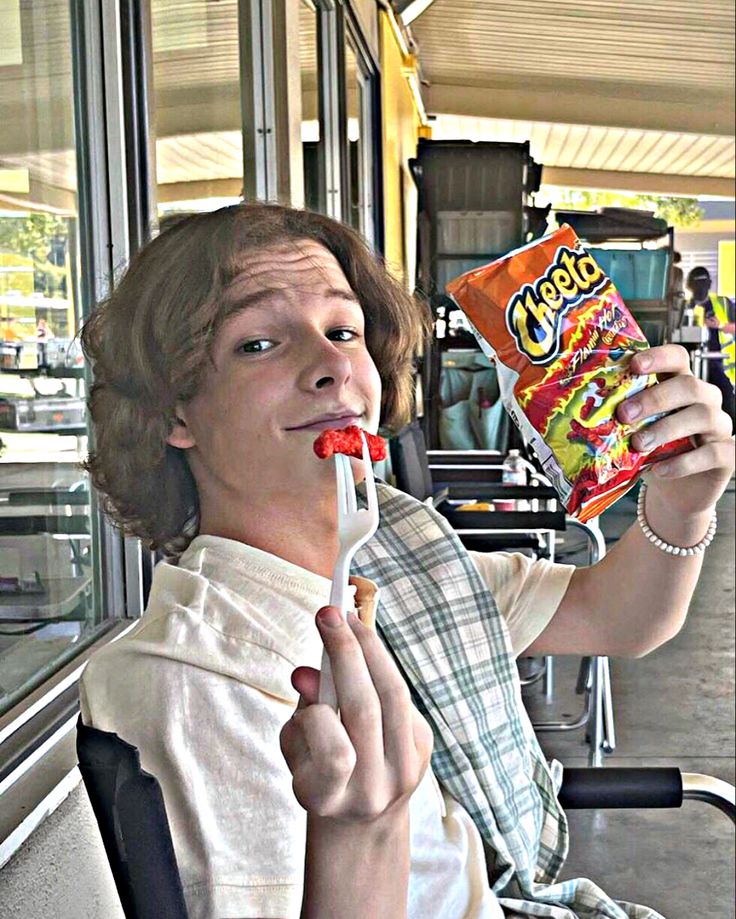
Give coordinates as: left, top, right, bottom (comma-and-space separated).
410, 0, 735, 91
430, 115, 735, 184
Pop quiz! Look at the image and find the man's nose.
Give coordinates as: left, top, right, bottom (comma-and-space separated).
297, 336, 352, 392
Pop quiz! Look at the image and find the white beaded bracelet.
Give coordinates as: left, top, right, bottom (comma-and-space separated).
637, 481, 717, 557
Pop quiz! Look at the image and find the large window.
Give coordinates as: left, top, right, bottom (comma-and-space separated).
0, 1, 102, 715
150, 0, 244, 221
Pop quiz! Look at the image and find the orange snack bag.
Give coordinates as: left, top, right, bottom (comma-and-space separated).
446, 224, 689, 521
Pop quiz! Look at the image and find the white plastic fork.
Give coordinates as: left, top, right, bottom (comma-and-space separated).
318, 432, 380, 710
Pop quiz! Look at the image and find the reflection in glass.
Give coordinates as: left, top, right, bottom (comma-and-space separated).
300, 0, 320, 213
151, 0, 244, 222
0, 1, 100, 714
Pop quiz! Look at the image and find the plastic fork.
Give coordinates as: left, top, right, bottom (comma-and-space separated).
318, 432, 380, 710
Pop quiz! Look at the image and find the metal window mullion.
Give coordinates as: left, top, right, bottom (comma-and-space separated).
358, 62, 374, 247
115, 0, 158, 615
369, 63, 384, 256
70, 0, 143, 619
320, 4, 342, 220
99, 0, 146, 618
240, 0, 275, 202
97, 2, 130, 282
118, 0, 157, 249
259, 0, 278, 200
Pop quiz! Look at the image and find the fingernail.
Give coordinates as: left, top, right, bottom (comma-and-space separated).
624, 400, 641, 421
637, 354, 652, 372
654, 462, 671, 477
637, 431, 653, 450
318, 606, 344, 628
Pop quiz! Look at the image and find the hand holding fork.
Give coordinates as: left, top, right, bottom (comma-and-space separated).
280, 431, 433, 843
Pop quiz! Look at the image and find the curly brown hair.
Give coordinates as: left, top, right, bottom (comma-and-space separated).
81, 203, 431, 556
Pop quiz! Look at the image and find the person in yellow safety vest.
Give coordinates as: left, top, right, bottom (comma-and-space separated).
686, 265, 735, 427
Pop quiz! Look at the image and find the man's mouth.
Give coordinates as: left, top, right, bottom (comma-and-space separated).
286, 414, 362, 432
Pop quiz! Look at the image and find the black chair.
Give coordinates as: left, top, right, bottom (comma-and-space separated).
77, 719, 735, 919
389, 419, 565, 555
76, 718, 190, 919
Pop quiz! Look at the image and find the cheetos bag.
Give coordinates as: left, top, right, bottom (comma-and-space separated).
446, 225, 690, 521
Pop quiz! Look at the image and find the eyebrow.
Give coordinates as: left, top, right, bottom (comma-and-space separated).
226, 286, 361, 315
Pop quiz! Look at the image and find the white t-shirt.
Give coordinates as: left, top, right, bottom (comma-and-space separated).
80, 536, 573, 919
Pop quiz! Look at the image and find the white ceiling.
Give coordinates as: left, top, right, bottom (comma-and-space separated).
410, 0, 734, 93
409, 0, 735, 194
430, 115, 735, 188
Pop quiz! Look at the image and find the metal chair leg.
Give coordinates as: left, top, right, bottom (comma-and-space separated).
543, 655, 554, 699
588, 656, 606, 767
517, 657, 547, 688
533, 657, 592, 733
531, 655, 613, 765
576, 656, 591, 694
525, 513, 618, 763
602, 656, 616, 754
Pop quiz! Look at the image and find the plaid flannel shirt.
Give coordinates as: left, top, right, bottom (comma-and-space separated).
353, 482, 665, 919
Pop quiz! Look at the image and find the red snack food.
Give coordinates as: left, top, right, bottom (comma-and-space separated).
446, 224, 690, 521
313, 425, 387, 462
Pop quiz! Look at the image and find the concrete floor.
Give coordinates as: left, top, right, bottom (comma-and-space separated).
0, 487, 733, 919
524, 486, 736, 919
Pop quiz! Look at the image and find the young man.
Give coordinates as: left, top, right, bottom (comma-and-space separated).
79, 204, 734, 919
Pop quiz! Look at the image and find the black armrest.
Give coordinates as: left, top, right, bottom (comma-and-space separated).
443, 484, 559, 501
459, 533, 545, 552
559, 767, 736, 823
427, 449, 504, 466
559, 767, 683, 810
436, 486, 564, 529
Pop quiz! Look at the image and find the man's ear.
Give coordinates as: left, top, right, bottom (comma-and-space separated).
166, 405, 196, 449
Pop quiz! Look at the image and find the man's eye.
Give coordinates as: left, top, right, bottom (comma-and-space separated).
238, 339, 275, 354
328, 328, 359, 342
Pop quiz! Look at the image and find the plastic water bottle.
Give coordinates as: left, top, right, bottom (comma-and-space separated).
500, 449, 528, 511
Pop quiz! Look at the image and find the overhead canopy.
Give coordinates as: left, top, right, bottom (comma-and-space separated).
406, 0, 735, 196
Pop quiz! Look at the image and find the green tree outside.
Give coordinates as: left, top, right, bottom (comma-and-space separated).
541, 188, 704, 228
0, 213, 70, 298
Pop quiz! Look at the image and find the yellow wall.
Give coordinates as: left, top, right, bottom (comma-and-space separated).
379, 12, 422, 290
